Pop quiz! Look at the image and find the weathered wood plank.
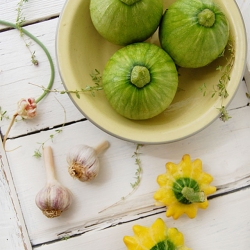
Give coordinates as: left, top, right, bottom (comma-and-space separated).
0, 0, 65, 30
0, 18, 84, 138
34, 186, 250, 249
5, 103, 250, 245
0, 140, 32, 249
0, 1, 249, 249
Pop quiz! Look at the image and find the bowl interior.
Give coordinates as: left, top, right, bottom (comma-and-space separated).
56, 0, 246, 144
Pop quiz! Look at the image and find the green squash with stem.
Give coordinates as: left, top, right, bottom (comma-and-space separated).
102, 43, 178, 120
159, 0, 229, 68
90, 0, 163, 46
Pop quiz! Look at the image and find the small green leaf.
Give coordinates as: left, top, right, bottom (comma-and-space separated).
33, 149, 42, 158
76, 92, 80, 99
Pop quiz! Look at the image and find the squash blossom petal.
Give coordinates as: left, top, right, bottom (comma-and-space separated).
154, 154, 216, 219
123, 218, 191, 250
17, 98, 37, 119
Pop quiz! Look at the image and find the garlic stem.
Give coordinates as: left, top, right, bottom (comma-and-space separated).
43, 146, 57, 182
94, 141, 110, 155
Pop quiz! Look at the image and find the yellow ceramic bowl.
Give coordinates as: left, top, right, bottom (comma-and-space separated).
56, 0, 246, 144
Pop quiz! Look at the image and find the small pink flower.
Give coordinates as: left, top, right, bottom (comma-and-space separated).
17, 98, 37, 119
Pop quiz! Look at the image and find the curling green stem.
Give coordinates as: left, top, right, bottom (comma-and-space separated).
0, 20, 55, 103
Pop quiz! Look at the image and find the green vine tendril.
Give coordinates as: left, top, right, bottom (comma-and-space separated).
0, 20, 55, 103
0, 20, 55, 150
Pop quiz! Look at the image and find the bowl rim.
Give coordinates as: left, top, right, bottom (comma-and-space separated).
55, 0, 247, 144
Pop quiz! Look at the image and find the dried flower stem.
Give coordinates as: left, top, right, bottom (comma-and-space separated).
98, 144, 143, 213
0, 20, 55, 150
2, 113, 18, 150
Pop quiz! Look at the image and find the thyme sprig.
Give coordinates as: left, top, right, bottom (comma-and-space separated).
214, 41, 234, 98
217, 106, 231, 122
16, 0, 38, 65
30, 69, 103, 98
98, 144, 143, 213
16, 0, 29, 31
130, 144, 143, 189
199, 40, 235, 122
33, 97, 66, 158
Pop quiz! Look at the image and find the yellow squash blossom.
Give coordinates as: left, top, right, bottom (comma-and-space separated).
154, 154, 216, 219
123, 218, 190, 250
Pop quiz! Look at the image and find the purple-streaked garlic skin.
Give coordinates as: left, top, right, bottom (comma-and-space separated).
67, 144, 100, 181
35, 180, 72, 218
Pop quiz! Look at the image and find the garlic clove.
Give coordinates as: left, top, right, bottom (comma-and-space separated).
35, 146, 73, 218
67, 141, 109, 182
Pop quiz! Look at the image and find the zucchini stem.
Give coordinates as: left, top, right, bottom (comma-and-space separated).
131, 65, 150, 88
181, 187, 205, 203
197, 9, 215, 28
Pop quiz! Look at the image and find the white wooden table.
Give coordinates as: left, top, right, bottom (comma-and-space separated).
0, 0, 250, 249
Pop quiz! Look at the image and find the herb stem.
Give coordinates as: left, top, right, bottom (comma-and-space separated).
98, 144, 143, 213
0, 20, 55, 104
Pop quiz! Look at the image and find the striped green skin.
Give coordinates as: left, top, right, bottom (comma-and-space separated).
151, 240, 175, 250
90, 0, 163, 46
159, 0, 229, 68
172, 177, 200, 204
102, 43, 178, 120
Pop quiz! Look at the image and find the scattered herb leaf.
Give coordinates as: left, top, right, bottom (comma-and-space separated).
0, 107, 9, 121
61, 236, 70, 241
218, 105, 231, 122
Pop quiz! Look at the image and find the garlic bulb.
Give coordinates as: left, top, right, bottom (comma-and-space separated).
35, 146, 72, 218
67, 140, 109, 182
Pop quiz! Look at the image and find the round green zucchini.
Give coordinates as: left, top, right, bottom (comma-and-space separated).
159, 0, 229, 68
102, 43, 178, 120
90, 0, 163, 46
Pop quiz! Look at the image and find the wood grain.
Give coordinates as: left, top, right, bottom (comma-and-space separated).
0, 141, 31, 250
5, 101, 250, 245
34, 187, 250, 249
0, 0, 250, 249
